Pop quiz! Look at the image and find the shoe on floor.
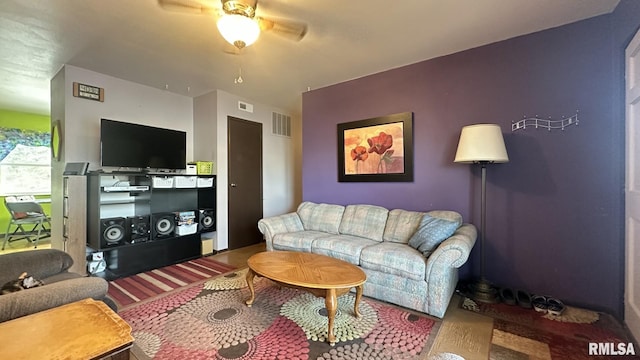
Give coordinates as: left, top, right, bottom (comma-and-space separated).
516, 290, 533, 309
532, 295, 548, 313
500, 288, 517, 305
547, 297, 565, 316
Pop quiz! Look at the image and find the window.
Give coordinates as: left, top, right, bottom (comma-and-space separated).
0, 127, 51, 195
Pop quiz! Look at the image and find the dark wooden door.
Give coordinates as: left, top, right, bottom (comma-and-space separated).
227, 116, 263, 249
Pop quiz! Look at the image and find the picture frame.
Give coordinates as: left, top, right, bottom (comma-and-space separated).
337, 112, 413, 182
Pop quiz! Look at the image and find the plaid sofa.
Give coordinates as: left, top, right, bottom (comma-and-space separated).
257, 201, 477, 318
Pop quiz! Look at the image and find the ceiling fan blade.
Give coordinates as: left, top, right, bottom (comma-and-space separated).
258, 17, 307, 41
157, 0, 217, 15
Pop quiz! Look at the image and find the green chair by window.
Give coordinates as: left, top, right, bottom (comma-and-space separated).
2, 195, 51, 250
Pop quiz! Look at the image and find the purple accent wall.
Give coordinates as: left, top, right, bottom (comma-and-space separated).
301, 1, 640, 318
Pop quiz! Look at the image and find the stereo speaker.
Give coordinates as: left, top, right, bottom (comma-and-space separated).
152, 213, 176, 239
128, 215, 150, 243
198, 209, 215, 232
100, 217, 126, 246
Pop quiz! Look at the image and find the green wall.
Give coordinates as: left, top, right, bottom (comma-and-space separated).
0, 109, 50, 132
0, 109, 51, 240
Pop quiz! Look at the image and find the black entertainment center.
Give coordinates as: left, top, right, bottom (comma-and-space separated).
83, 118, 214, 280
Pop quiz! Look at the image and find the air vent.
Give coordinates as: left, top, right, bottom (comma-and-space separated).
272, 112, 291, 137
238, 101, 253, 113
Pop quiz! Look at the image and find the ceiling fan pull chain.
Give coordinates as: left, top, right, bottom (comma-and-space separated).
235, 66, 244, 84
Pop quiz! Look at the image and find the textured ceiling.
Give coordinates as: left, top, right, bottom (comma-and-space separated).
0, 0, 620, 116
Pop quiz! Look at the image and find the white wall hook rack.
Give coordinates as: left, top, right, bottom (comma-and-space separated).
512, 111, 579, 132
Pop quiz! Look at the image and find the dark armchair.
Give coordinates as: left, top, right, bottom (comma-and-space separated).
0, 249, 116, 322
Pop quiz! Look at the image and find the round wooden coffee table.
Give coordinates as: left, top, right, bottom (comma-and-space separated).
245, 251, 366, 345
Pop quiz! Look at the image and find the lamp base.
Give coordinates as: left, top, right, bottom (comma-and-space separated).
469, 278, 500, 303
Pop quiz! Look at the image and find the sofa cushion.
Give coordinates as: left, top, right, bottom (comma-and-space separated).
360, 242, 426, 281
382, 209, 425, 244
272, 231, 332, 252
408, 214, 460, 257
297, 202, 345, 234
338, 204, 388, 242
311, 235, 378, 265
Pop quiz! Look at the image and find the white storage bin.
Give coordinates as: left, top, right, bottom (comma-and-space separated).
186, 164, 197, 175
152, 176, 174, 188
197, 177, 214, 188
176, 223, 198, 235
175, 210, 197, 235
175, 176, 197, 188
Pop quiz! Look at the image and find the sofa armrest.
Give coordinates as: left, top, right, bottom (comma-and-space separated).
425, 223, 477, 277
0, 249, 73, 285
258, 212, 304, 251
422, 223, 477, 317
0, 276, 109, 323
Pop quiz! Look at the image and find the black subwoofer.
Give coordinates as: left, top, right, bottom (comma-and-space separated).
198, 209, 215, 232
152, 213, 176, 239
128, 215, 150, 243
100, 217, 126, 246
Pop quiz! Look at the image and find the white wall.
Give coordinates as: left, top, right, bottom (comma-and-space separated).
52, 64, 301, 258
193, 92, 217, 161
60, 65, 194, 168
193, 90, 300, 250
50, 66, 67, 250
50, 65, 193, 264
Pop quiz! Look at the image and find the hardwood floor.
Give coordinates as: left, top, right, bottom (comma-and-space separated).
0, 238, 51, 255
208, 242, 266, 268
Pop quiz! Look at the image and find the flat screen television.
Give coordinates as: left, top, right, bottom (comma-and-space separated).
100, 118, 187, 170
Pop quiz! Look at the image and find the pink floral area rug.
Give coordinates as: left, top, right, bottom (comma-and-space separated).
119, 268, 441, 360
460, 297, 640, 359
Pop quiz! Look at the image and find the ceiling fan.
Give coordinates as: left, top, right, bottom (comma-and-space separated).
157, 0, 308, 50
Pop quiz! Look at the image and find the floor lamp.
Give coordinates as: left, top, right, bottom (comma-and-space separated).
454, 124, 509, 303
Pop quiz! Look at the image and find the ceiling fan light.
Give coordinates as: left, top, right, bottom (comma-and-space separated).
217, 14, 260, 48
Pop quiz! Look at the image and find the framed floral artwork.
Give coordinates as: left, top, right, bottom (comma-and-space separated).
337, 112, 413, 182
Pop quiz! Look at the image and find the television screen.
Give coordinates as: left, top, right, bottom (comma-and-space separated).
100, 119, 186, 170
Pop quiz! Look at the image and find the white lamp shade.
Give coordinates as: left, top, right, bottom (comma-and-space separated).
217, 14, 260, 48
454, 124, 509, 163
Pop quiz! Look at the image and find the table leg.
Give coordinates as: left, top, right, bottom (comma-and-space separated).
245, 268, 256, 307
354, 284, 363, 318
325, 288, 337, 346
111, 349, 130, 360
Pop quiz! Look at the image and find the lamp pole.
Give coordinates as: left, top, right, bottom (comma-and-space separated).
481, 162, 487, 281
471, 161, 499, 303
